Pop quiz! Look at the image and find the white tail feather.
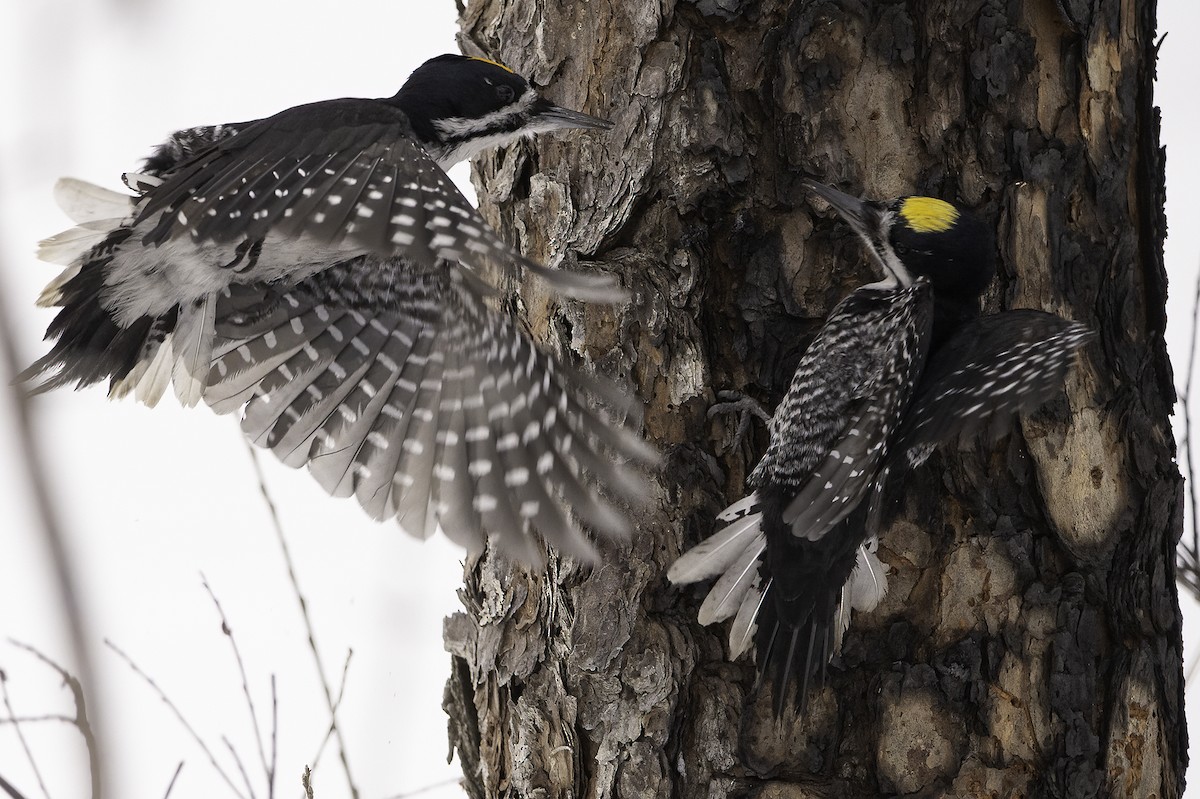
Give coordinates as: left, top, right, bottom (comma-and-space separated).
35, 264, 84, 307
716, 492, 760, 522
847, 537, 889, 612
135, 335, 176, 407
668, 505, 764, 585
37, 179, 134, 306
832, 538, 890, 654
37, 222, 117, 268
52, 178, 132, 223
697, 533, 766, 625
172, 296, 217, 407
729, 576, 771, 659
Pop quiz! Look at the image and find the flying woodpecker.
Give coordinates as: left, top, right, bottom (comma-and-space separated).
669, 180, 1092, 714
22, 54, 657, 563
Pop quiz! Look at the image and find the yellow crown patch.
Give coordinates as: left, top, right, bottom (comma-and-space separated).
899, 196, 959, 233
469, 57, 514, 74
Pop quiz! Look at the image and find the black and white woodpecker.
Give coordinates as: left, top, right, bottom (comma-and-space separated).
22, 54, 657, 563
669, 180, 1092, 714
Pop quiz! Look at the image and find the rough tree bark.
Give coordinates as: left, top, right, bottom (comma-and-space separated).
441, 1, 1184, 796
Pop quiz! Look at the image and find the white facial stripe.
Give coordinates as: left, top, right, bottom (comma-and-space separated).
866, 208, 913, 287
432, 90, 538, 141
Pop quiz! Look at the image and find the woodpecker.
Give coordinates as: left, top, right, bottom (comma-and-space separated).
669, 180, 1092, 714
22, 54, 657, 563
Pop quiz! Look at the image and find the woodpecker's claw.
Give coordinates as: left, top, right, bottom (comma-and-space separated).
708, 390, 771, 456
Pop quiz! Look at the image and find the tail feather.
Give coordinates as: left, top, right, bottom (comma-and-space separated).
671, 489, 891, 717
834, 539, 889, 656
111, 319, 176, 407
23, 179, 199, 405
697, 536, 766, 625
52, 178, 132, 224
171, 294, 217, 407
19, 240, 171, 400
757, 586, 838, 717
38, 228, 107, 269
729, 576, 770, 659
668, 499, 765, 585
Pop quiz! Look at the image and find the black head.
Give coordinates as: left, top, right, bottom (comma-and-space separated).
804, 180, 996, 304
393, 54, 612, 168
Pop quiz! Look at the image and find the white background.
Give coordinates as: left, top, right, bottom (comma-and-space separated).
1, 2, 1199, 798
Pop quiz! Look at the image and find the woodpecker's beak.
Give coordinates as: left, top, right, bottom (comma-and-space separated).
803, 180, 882, 238
529, 97, 614, 132
804, 179, 913, 286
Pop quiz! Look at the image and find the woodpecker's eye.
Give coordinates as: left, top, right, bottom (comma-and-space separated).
496, 84, 515, 103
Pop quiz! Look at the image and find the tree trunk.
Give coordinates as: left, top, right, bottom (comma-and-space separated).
441, 1, 1184, 796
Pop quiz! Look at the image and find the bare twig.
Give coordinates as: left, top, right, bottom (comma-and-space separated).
161, 762, 184, 799
0, 771, 33, 799
309, 650, 354, 772
243, 442, 359, 799
0, 670, 50, 799
269, 676, 278, 799
8, 641, 101, 799
0, 253, 105, 799
201, 577, 271, 790
104, 639, 247, 799
0, 714, 76, 726
223, 736, 257, 799
1176, 258, 1200, 600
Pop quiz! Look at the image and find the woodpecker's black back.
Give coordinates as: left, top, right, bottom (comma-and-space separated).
23, 54, 652, 562
669, 180, 1091, 717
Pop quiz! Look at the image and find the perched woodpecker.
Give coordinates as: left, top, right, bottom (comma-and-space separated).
22, 54, 656, 562
669, 180, 1092, 714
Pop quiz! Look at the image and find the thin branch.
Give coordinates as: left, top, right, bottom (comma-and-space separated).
7, 641, 100, 799
308, 650, 354, 772
0, 714, 76, 726
160, 762, 184, 799
0, 671, 50, 799
1177, 257, 1200, 600
0, 253, 104, 799
223, 736, 257, 799
0, 772, 33, 799
201, 578, 271, 788
103, 640, 247, 799
242, 442, 359, 799
269, 677, 278, 799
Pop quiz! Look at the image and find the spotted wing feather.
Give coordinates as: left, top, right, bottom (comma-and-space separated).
205, 256, 655, 561
137, 101, 621, 301
895, 310, 1093, 466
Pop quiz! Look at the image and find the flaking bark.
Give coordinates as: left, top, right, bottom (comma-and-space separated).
441, 1, 1184, 796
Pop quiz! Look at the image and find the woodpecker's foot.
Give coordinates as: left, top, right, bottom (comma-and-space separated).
708, 390, 771, 455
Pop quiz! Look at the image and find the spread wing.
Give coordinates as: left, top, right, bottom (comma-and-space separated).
894, 310, 1093, 466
